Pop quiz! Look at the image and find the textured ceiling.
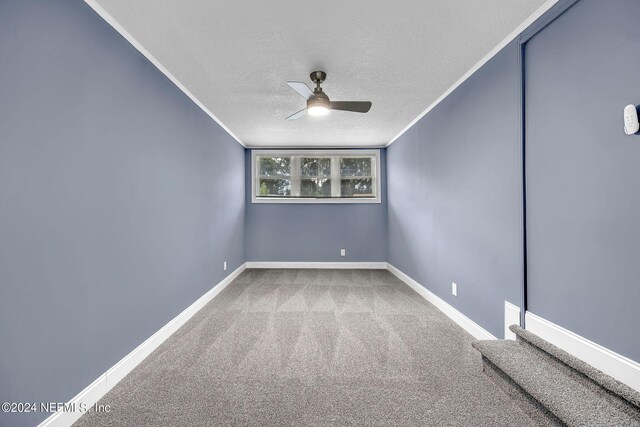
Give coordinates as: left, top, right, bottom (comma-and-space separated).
91, 0, 548, 147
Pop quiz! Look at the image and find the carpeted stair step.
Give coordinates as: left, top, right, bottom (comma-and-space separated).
509, 325, 640, 409
472, 328, 640, 427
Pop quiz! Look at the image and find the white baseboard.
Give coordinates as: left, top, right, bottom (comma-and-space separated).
245, 261, 388, 269
38, 263, 246, 427
525, 311, 640, 392
387, 264, 496, 340
504, 301, 521, 340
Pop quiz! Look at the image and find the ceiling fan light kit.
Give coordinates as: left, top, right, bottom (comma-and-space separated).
308, 105, 329, 116
285, 71, 372, 120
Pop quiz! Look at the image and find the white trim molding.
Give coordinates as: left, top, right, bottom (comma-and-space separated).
525, 311, 640, 392
83, 0, 245, 147
38, 263, 246, 427
387, 264, 496, 340
504, 301, 521, 340
245, 262, 387, 269
386, 0, 559, 147
251, 149, 381, 204
85, 0, 560, 151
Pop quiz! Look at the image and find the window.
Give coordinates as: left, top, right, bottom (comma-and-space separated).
252, 150, 380, 203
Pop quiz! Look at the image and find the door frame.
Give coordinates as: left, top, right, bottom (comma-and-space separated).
517, 0, 581, 327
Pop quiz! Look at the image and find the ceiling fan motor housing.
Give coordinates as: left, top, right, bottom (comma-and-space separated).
309, 70, 329, 109
285, 70, 371, 119
308, 90, 330, 110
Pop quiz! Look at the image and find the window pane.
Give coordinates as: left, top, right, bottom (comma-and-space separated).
259, 157, 290, 177
259, 179, 291, 196
301, 158, 331, 177
300, 179, 331, 197
340, 157, 372, 177
253, 151, 379, 203
340, 178, 373, 197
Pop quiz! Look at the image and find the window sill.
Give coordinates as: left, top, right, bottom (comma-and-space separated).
252, 197, 381, 204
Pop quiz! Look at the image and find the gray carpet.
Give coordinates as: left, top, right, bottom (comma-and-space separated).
75, 269, 538, 426
472, 326, 640, 426
511, 325, 640, 409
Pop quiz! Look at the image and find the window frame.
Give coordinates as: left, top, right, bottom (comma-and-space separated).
251, 149, 381, 204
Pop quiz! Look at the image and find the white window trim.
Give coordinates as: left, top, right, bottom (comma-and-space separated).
251, 149, 381, 204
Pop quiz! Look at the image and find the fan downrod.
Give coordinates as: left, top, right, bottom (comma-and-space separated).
310, 71, 327, 86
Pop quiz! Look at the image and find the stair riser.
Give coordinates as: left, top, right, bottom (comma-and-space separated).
512, 325, 640, 409
481, 356, 565, 427
475, 330, 640, 425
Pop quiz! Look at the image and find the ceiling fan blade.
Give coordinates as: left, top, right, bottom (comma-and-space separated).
285, 108, 307, 120
329, 101, 372, 113
287, 81, 315, 100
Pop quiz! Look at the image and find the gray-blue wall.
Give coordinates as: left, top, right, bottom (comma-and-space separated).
387, 41, 523, 339
0, 1, 245, 426
3, 1, 640, 425
525, 0, 640, 362
388, 0, 640, 361
245, 149, 388, 262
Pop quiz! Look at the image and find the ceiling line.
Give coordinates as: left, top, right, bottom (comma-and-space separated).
85, 0, 557, 150
244, 144, 388, 150
385, 0, 559, 148
84, 0, 246, 148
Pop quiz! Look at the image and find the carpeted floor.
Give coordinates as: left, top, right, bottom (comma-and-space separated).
75, 269, 538, 426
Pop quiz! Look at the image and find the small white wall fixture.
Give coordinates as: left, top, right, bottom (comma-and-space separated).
504, 301, 521, 340
38, 264, 247, 427
387, 264, 496, 340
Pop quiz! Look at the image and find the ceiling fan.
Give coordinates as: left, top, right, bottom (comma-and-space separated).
285, 71, 372, 120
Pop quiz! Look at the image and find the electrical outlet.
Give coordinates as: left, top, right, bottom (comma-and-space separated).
340, 249, 346, 257
223, 261, 227, 271
452, 282, 457, 297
